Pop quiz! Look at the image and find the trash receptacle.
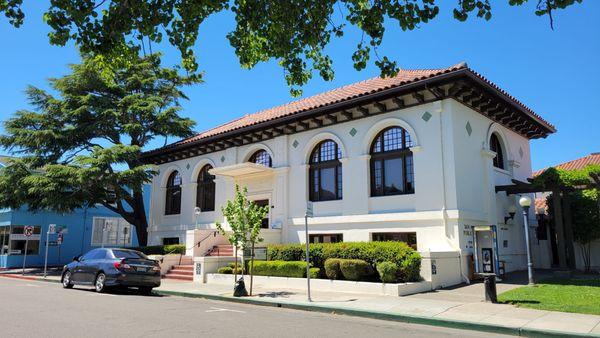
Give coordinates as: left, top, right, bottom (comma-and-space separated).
483, 274, 497, 303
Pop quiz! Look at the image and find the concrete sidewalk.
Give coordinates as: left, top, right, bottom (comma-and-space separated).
2, 270, 599, 337
154, 279, 600, 337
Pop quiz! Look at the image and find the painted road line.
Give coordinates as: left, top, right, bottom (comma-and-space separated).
206, 307, 246, 313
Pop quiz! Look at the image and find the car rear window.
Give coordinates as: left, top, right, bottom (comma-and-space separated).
111, 250, 147, 259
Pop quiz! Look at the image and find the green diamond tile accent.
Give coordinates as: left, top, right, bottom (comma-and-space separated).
292, 140, 299, 148
349, 128, 357, 137
186, 163, 191, 170
519, 147, 524, 158
220, 155, 225, 163
422, 111, 432, 122
465, 121, 472, 136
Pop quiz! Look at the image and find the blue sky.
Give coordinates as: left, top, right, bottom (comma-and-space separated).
0, 1, 598, 170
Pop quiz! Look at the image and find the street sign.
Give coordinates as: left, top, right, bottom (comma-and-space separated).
24, 226, 34, 237
306, 201, 313, 218
48, 224, 56, 234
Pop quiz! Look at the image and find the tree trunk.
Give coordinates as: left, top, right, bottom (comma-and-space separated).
562, 193, 577, 269
552, 190, 567, 268
234, 245, 238, 288
132, 189, 149, 246
250, 241, 255, 296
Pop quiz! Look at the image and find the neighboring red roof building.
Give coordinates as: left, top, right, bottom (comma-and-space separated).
533, 152, 600, 177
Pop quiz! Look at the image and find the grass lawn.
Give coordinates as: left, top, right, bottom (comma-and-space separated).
498, 278, 600, 315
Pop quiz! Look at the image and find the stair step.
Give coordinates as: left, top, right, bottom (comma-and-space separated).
169, 269, 193, 276
173, 265, 194, 270
163, 274, 193, 281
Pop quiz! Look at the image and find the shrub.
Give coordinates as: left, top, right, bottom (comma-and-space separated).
133, 244, 186, 255
267, 241, 421, 282
217, 266, 233, 274
309, 267, 320, 279
324, 258, 343, 280
377, 261, 398, 283
250, 261, 308, 278
339, 259, 373, 281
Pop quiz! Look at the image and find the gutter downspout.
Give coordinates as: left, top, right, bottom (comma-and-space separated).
438, 103, 470, 284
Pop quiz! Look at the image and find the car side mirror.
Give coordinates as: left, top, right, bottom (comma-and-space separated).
73, 255, 80, 262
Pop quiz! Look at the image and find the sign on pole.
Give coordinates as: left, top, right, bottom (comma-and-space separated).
304, 201, 314, 302
22, 226, 34, 275
44, 224, 56, 278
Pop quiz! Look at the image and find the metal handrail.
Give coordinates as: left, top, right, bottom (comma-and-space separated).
159, 230, 219, 265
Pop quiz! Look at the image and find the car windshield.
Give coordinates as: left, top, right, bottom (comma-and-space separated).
111, 250, 148, 260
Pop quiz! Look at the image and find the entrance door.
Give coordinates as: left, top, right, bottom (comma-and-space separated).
254, 200, 270, 229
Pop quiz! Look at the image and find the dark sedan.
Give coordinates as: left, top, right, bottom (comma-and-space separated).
61, 248, 161, 294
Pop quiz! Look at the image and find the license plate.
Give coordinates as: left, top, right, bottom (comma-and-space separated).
136, 266, 147, 272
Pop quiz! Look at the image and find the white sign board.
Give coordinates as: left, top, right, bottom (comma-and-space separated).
306, 201, 314, 218
48, 224, 56, 234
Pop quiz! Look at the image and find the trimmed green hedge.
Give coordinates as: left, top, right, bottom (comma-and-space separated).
268, 241, 421, 282
133, 244, 186, 255
217, 266, 233, 274
339, 259, 373, 281
250, 261, 315, 278
377, 261, 399, 283
324, 258, 343, 280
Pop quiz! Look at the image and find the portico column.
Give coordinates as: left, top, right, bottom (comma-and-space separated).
214, 176, 235, 224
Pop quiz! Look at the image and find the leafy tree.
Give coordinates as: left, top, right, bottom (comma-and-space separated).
216, 185, 268, 295
539, 164, 600, 272
0, 53, 198, 245
0, 0, 583, 96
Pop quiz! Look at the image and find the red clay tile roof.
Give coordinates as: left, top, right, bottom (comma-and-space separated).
145, 62, 555, 157
535, 197, 548, 215
534, 152, 600, 176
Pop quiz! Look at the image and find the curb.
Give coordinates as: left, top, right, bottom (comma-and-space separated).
155, 289, 599, 338
0, 274, 61, 283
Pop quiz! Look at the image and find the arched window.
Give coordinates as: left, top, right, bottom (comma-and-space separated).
489, 133, 505, 169
165, 171, 182, 215
370, 127, 414, 196
309, 140, 342, 201
196, 165, 215, 212
249, 150, 272, 167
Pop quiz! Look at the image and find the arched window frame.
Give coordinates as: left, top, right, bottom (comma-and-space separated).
370, 127, 415, 197
489, 133, 505, 170
196, 165, 215, 212
165, 171, 182, 215
249, 150, 272, 167
309, 140, 343, 202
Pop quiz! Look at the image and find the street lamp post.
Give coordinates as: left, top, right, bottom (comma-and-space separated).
519, 196, 535, 285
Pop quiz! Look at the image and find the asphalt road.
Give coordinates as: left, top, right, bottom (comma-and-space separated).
0, 278, 515, 338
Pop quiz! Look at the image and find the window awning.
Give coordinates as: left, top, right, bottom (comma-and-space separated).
209, 162, 274, 178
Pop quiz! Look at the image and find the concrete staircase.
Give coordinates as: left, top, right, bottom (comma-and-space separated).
206, 245, 234, 257
162, 256, 194, 281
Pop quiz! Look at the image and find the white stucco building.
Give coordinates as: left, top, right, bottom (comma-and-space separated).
142, 62, 556, 286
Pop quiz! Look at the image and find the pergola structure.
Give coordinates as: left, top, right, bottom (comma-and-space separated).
496, 177, 598, 269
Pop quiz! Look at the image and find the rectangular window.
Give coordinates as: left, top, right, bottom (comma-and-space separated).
8, 226, 42, 255
309, 233, 343, 244
372, 232, 417, 249
253, 200, 270, 229
91, 217, 133, 247
0, 226, 10, 255
162, 237, 180, 245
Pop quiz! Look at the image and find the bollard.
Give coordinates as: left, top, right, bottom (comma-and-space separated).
484, 274, 498, 303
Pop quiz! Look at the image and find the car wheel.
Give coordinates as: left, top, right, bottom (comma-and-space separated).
139, 287, 153, 296
62, 271, 74, 289
94, 273, 107, 293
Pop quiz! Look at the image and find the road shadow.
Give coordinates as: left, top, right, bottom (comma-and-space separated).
68, 286, 164, 297
257, 291, 296, 298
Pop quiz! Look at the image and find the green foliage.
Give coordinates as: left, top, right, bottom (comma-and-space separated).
268, 241, 421, 282
217, 266, 234, 274
498, 278, 600, 315
0, 1, 583, 96
324, 258, 343, 280
133, 244, 186, 255
339, 259, 373, 281
309, 267, 320, 279
250, 260, 309, 278
377, 261, 399, 283
0, 53, 198, 245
